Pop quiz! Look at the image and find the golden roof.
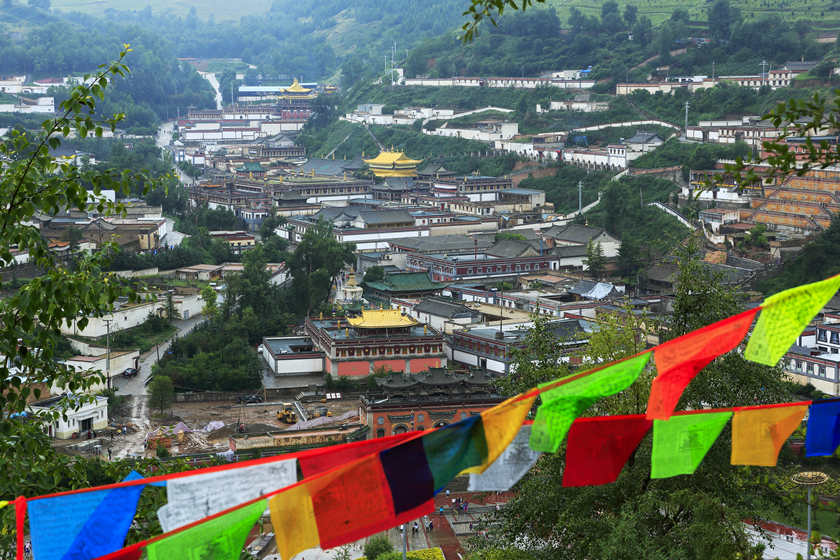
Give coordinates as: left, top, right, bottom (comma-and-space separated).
284, 78, 311, 93
363, 151, 423, 167
347, 309, 418, 329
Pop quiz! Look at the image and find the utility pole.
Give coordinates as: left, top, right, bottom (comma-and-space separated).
760, 60, 768, 86
104, 319, 113, 391
712, 60, 715, 80
684, 101, 690, 137
578, 180, 583, 214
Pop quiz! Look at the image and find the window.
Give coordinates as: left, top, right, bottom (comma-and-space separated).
460, 412, 468, 420
417, 414, 424, 422
376, 429, 385, 438
797, 360, 803, 370
819, 366, 827, 377
807, 363, 814, 373
819, 329, 828, 342
832, 332, 839, 345
377, 416, 385, 425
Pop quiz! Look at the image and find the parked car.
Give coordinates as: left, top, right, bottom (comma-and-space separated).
121, 368, 138, 378
238, 394, 263, 404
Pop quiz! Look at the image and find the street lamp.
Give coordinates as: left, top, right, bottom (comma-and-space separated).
791, 471, 829, 560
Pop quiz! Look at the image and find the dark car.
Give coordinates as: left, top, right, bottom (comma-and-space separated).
238, 394, 263, 404
121, 368, 138, 378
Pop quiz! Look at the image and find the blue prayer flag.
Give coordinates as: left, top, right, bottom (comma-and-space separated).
29, 471, 153, 560
805, 399, 840, 456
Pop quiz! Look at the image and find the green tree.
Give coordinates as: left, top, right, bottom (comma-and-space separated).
623, 4, 637, 26
288, 220, 355, 314
708, 0, 732, 41
200, 285, 218, 318
363, 535, 394, 560
362, 265, 385, 285
583, 241, 605, 280
148, 375, 174, 415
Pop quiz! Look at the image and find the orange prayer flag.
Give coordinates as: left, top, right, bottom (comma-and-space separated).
464, 395, 535, 474
730, 404, 808, 466
647, 308, 758, 420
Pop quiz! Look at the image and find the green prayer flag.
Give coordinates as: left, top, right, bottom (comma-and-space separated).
146, 499, 265, 560
650, 412, 732, 479
745, 274, 840, 366
529, 352, 651, 453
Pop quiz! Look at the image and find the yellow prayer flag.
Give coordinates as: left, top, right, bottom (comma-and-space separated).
0, 500, 8, 510
745, 274, 840, 366
463, 395, 535, 474
731, 405, 808, 466
269, 483, 320, 560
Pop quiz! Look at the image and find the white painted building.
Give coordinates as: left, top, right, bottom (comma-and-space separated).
425, 121, 519, 142
562, 145, 627, 170
259, 337, 325, 376
30, 394, 109, 439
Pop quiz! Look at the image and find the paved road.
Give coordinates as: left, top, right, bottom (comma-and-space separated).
198, 71, 223, 110
108, 315, 207, 459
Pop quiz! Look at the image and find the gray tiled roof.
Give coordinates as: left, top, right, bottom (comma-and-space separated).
414, 297, 476, 319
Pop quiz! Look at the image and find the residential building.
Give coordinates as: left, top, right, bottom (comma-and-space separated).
406, 252, 554, 282
561, 145, 627, 170
391, 296, 480, 333
625, 131, 664, 153
305, 309, 445, 377
364, 271, 448, 304
424, 120, 519, 142
30, 394, 108, 439
785, 346, 840, 396
209, 230, 256, 254
449, 318, 593, 373
403, 76, 594, 89
259, 336, 325, 376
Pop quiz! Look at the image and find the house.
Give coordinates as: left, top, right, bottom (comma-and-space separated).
30, 394, 108, 439
209, 231, 256, 254
449, 319, 593, 374
625, 131, 664, 153
785, 346, 840, 396
568, 280, 622, 301
486, 239, 539, 258
394, 297, 480, 333
543, 224, 622, 257
259, 337, 325, 376
175, 264, 224, 281
62, 351, 140, 393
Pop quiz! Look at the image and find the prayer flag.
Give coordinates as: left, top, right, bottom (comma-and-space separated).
563, 415, 652, 487
268, 483, 320, 560
651, 411, 732, 479
62, 471, 147, 560
0, 501, 7, 510
463, 395, 534, 474
745, 274, 840, 366
647, 309, 758, 420
298, 432, 415, 478
731, 405, 808, 466
469, 425, 541, 491
805, 399, 840, 456
29, 472, 147, 560
157, 459, 296, 532
145, 499, 265, 560
530, 352, 651, 453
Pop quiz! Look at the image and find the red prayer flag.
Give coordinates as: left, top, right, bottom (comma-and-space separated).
647, 308, 758, 420
15, 497, 25, 560
563, 415, 652, 487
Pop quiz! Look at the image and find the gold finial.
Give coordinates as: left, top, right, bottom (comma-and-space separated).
345, 327, 349, 336
423, 324, 427, 334
319, 311, 324, 320
311, 169, 315, 177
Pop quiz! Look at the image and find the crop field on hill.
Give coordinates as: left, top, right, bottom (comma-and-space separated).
51, 0, 273, 21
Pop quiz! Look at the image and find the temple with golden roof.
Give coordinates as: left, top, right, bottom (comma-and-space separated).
305, 309, 444, 378
280, 78, 317, 101
363, 150, 422, 178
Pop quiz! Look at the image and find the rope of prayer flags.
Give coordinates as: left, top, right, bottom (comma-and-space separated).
646, 308, 758, 420
745, 273, 840, 366
16, 274, 840, 560
529, 352, 651, 453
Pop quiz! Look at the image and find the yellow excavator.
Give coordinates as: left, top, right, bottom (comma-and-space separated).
276, 403, 296, 424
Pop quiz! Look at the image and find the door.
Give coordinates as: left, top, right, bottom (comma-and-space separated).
80, 418, 93, 432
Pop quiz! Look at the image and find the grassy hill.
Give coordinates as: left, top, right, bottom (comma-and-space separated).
545, 0, 840, 28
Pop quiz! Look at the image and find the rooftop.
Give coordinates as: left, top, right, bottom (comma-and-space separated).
347, 309, 418, 329
365, 271, 448, 293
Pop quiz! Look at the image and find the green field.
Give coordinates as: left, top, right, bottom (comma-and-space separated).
51, 0, 273, 21
545, 0, 840, 27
